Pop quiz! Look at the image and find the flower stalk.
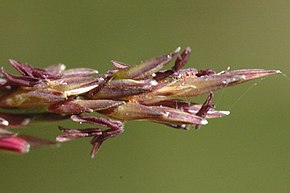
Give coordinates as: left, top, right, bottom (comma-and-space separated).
0, 47, 280, 157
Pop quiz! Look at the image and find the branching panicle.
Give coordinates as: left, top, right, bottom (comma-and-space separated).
0, 47, 279, 157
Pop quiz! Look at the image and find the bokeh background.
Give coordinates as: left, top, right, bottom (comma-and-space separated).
0, 1, 289, 193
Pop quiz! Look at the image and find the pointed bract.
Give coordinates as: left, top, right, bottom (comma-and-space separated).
113, 47, 180, 79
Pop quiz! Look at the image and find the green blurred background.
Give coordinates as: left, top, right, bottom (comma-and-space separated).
0, 1, 289, 192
